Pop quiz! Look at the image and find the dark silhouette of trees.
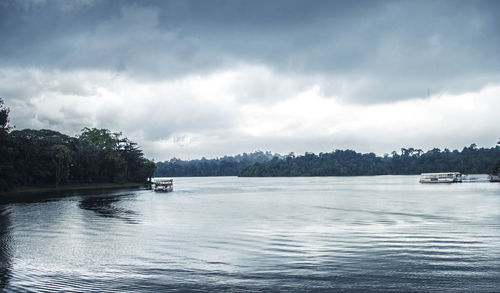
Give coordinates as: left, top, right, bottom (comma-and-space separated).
491, 139, 500, 175
0, 100, 155, 191
155, 151, 280, 177
0, 99, 12, 190
239, 145, 500, 177
156, 144, 500, 178
51, 144, 72, 188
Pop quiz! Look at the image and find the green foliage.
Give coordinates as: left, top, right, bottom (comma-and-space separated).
492, 139, 500, 175
155, 151, 279, 177
0, 101, 155, 191
78, 127, 117, 151
51, 144, 72, 187
0, 99, 11, 190
156, 143, 500, 178
239, 145, 500, 177
0, 98, 11, 133
9, 129, 77, 186
491, 161, 500, 175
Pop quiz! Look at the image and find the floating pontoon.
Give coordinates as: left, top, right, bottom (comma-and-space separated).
419, 172, 462, 183
152, 178, 174, 192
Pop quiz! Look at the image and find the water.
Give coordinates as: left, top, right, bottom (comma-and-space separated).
1, 176, 499, 292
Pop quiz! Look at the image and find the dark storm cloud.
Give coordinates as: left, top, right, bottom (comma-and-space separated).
1, 0, 499, 102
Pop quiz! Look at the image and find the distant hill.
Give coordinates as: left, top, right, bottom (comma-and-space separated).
155, 143, 500, 177
239, 145, 500, 177
154, 151, 281, 177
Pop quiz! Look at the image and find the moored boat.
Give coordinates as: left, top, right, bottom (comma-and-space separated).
152, 178, 174, 192
420, 172, 462, 183
489, 175, 500, 182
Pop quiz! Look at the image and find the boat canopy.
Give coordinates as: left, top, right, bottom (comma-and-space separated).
420, 172, 461, 178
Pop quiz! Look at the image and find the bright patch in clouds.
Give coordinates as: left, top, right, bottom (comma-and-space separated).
1, 1, 499, 160
2, 66, 499, 160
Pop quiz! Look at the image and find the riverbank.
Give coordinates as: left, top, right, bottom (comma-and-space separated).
0, 182, 147, 197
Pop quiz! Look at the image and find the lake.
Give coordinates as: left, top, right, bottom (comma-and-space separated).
1, 176, 499, 292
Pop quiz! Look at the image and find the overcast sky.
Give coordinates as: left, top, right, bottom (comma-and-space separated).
1, 0, 499, 160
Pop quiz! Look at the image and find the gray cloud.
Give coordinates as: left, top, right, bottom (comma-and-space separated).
1, 0, 500, 160
1, 0, 499, 102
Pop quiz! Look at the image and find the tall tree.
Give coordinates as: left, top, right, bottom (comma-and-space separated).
491, 139, 500, 175
0, 99, 12, 190
51, 144, 72, 188
76, 128, 124, 183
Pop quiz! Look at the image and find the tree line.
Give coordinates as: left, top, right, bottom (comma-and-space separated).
155, 143, 500, 178
239, 145, 500, 177
0, 99, 155, 191
155, 151, 280, 177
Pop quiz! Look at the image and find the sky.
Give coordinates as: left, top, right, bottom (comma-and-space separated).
1, 0, 499, 161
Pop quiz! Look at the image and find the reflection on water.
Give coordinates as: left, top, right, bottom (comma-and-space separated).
0, 176, 499, 292
78, 193, 140, 224
0, 207, 12, 289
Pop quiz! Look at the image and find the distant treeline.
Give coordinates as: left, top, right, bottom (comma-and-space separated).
155, 151, 280, 177
155, 144, 500, 178
0, 99, 155, 191
239, 145, 500, 177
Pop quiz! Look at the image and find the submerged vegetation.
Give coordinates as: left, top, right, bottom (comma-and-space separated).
0, 99, 155, 192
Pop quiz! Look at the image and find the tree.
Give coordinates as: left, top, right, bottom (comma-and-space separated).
51, 144, 72, 188
0, 104, 155, 191
78, 127, 117, 151
154, 151, 278, 177
8, 129, 76, 186
0, 99, 12, 190
0, 98, 12, 134
76, 128, 123, 183
75, 128, 153, 183
492, 139, 500, 175
140, 159, 156, 181
239, 142, 500, 177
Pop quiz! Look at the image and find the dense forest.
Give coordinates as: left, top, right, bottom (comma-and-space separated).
3, 98, 499, 185
155, 151, 281, 177
155, 143, 500, 178
0, 99, 155, 191
239, 145, 500, 177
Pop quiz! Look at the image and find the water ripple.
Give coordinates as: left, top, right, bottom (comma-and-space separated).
2, 176, 500, 291
78, 193, 141, 224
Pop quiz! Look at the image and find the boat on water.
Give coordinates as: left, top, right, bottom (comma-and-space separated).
419, 172, 462, 183
489, 174, 500, 182
152, 178, 174, 192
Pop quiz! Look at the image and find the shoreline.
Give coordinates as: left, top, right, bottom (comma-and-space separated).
0, 182, 148, 197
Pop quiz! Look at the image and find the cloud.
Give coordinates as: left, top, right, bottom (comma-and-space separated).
0, 66, 245, 151
1, 1, 499, 160
1, 66, 499, 160
1, 0, 499, 102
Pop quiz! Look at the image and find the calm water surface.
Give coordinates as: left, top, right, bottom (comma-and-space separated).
1, 176, 499, 292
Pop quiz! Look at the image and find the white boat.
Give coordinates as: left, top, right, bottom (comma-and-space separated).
152, 178, 174, 192
489, 174, 500, 182
419, 172, 462, 183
